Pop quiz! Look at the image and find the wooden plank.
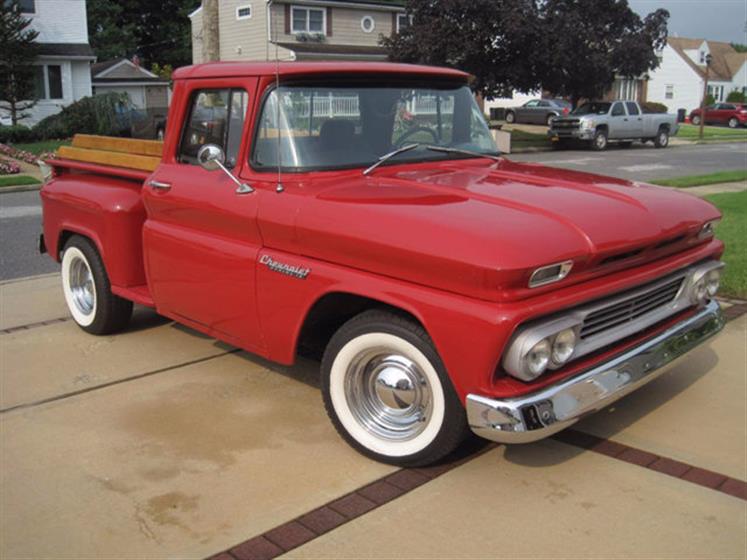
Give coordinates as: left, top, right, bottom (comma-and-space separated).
56, 146, 161, 172
71, 134, 164, 158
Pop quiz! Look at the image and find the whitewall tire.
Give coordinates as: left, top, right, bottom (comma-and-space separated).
322, 310, 467, 466
61, 235, 133, 334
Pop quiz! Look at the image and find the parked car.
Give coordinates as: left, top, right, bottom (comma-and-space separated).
0, 114, 12, 127
39, 62, 724, 467
689, 103, 747, 128
549, 100, 679, 150
505, 99, 571, 126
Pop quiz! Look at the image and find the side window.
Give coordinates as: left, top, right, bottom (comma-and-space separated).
611, 102, 625, 116
178, 89, 248, 168
525, 100, 539, 108
625, 102, 640, 115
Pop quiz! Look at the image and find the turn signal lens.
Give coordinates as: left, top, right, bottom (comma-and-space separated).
705, 269, 721, 297
526, 339, 551, 378
552, 328, 577, 365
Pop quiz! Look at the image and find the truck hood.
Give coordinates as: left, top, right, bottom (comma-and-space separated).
283, 158, 720, 301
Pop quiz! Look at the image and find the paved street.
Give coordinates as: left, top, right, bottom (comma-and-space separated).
509, 141, 747, 181
1, 142, 746, 281
1, 276, 745, 559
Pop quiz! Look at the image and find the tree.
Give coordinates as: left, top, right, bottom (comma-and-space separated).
538, 0, 669, 107
0, 1, 40, 125
731, 43, 747, 53
86, 0, 199, 69
726, 89, 745, 103
381, 0, 546, 98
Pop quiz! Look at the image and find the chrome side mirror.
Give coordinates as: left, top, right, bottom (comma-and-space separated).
195, 144, 254, 194
197, 144, 225, 171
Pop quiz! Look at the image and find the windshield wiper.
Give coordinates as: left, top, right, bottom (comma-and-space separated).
362, 144, 420, 176
424, 145, 501, 161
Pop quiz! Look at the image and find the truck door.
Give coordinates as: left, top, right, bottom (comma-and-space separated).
141, 80, 265, 352
624, 102, 644, 138
609, 102, 628, 138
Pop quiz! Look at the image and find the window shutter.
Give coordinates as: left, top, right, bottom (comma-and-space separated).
327, 8, 332, 36
285, 4, 290, 34
392, 12, 397, 33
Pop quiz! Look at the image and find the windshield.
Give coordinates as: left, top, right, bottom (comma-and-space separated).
572, 102, 611, 116
252, 84, 497, 172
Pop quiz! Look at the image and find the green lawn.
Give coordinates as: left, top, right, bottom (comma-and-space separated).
12, 139, 70, 155
508, 129, 553, 150
705, 191, 746, 299
652, 170, 747, 188
677, 124, 747, 142
0, 175, 41, 187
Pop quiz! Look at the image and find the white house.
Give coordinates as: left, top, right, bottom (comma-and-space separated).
91, 58, 170, 111
1, 0, 95, 126
646, 37, 747, 113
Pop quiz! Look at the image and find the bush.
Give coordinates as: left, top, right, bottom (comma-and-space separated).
0, 124, 36, 143
33, 92, 130, 140
640, 101, 668, 114
726, 89, 746, 103
704, 94, 716, 107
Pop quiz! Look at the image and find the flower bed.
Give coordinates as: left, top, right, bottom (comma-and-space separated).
0, 158, 21, 175
0, 142, 39, 164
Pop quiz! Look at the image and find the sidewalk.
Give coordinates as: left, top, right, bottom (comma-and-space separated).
1, 275, 745, 559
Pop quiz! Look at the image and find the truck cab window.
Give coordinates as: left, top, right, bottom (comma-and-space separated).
625, 102, 640, 116
178, 89, 248, 168
611, 102, 625, 117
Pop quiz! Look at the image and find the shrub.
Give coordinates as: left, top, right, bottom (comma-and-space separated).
33, 92, 130, 140
704, 94, 716, 107
0, 157, 21, 175
726, 89, 746, 103
0, 124, 36, 143
640, 101, 668, 114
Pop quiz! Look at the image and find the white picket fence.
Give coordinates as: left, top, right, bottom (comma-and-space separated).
289, 94, 455, 118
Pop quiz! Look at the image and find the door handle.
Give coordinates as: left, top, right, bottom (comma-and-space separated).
148, 180, 171, 192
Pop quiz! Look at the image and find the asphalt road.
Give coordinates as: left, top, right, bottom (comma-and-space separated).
509, 142, 747, 181
1, 142, 745, 281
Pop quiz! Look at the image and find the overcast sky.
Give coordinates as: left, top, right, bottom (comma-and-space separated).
628, 0, 747, 44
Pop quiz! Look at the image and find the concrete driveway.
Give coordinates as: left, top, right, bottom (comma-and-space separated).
1, 275, 745, 559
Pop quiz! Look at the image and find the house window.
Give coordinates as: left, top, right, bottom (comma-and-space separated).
396, 13, 413, 33
291, 6, 325, 34
707, 84, 725, 102
665, 84, 674, 99
360, 15, 375, 33
33, 64, 63, 100
699, 51, 706, 64
4, 0, 35, 13
236, 4, 251, 19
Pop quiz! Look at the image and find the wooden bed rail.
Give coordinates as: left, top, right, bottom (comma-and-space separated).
55, 134, 164, 172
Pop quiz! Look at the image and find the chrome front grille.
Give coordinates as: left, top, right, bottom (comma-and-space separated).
580, 277, 684, 339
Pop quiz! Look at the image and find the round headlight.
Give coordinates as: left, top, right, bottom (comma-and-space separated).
552, 328, 577, 365
526, 339, 551, 378
705, 269, 721, 297
692, 278, 708, 304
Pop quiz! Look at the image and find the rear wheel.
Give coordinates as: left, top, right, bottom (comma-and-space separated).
546, 113, 556, 126
728, 117, 739, 129
505, 111, 516, 124
61, 235, 133, 334
591, 129, 608, 151
654, 128, 669, 148
691, 115, 701, 126
321, 310, 468, 467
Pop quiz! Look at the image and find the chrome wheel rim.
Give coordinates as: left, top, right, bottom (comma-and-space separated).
344, 348, 432, 441
595, 134, 606, 149
729, 118, 737, 128
69, 255, 95, 315
659, 132, 668, 146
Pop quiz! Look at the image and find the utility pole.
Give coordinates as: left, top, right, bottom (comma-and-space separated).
698, 53, 713, 140
202, 0, 220, 62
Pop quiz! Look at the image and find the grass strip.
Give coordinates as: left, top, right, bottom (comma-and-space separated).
705, 191, 746, 300
0, 175, 41, 188
651, 170, 747, 188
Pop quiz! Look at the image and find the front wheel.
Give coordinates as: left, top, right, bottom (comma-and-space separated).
691, 115, 701, 126
654, 128, 669, 148
321, 310, 468, 467
61, 235, 133, 334
728, 117, 739, 129
591, 129, 608, 151
505, 111, 516, 124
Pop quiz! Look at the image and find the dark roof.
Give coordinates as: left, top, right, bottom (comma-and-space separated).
668, 37, 746, 81
276, 42, 387, 56
276, 0, 404, 6
172, 61, 469, 81
91, 58, 125, 76
37, 43, 95, 58
92, 77, 169, 84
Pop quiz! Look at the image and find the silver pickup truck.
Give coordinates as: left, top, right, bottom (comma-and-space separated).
549, 100, 679, 150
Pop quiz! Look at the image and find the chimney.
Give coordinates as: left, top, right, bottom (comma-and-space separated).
202, 0, 220, 62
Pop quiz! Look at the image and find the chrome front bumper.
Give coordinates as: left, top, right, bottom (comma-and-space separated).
466, 300, 724, 444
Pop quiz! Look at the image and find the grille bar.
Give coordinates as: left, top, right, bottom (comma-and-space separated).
580, 277, 684, 339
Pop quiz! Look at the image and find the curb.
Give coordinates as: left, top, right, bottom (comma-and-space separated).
0, 184, 41, 194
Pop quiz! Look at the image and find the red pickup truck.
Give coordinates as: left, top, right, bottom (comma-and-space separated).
40, 62, 725, 467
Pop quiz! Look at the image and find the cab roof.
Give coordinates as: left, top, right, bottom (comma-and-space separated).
172, 61, 470, 81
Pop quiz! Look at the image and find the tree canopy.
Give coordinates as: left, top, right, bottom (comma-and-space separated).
87, 0, 199, 68
0, 1, 40, 125
382, 0, 669, 105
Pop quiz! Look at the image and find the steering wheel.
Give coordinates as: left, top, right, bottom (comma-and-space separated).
395, 126, 439, 148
